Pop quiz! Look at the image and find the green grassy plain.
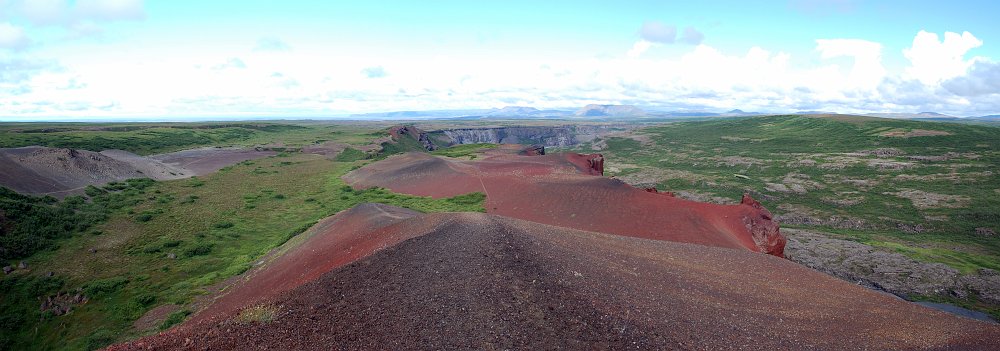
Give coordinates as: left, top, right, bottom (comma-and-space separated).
430, 143, 498, 158
572, 114, 1000, 312
0, 122, 380, 155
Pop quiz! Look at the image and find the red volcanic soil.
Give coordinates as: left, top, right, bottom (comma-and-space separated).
343, 151, 785, 256
186, 203, 425, 324
109, 210, 1000, 350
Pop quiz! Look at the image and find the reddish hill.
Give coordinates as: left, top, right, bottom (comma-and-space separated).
186, 203, 425, 324
109, 208, 1000, 350
343, 151, 785, 256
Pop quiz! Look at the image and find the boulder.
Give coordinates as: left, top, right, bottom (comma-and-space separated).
976, 227, 996, 237
642, 187, 675, 197
519, 145, 546, 156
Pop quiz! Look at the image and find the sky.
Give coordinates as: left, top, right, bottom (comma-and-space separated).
1, 0, 999, 120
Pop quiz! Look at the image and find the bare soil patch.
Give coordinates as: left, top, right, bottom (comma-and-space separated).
887, 189, 970, 209
880, 129, 953, 137
867, 159, 917, 171
133, 304, 181, 331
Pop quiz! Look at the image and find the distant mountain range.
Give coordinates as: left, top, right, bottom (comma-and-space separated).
574, 104, 646, 117
349, 106, 998, 121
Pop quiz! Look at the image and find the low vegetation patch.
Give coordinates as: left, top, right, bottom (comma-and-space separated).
0, 178, 154, 261
333, 147, 368, 162
234, 304, 278, 324
431, 143, 498, 158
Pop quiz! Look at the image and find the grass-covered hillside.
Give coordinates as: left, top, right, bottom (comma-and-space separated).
586, 115, 999, 273
0, 125, 485, 350
0, 122, 378, 155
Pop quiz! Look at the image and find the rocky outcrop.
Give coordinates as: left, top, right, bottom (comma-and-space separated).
642, 187, 675, 196
587, 154, 604, 176
563, 153, 604, 176
430, 125, 621, 148
518, 145, 545, 156
388, 126, 438, 151
39, 290, 88, 316
438, 126, 575, 147
785, 228, 1000, 307
740, 194, 787, 257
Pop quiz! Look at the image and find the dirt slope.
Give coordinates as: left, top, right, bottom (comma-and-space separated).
0, 146, 275, 197
343, 151, 785, 256
0, 147, 157, 197
187, 203, 424, 324
109, 209, 1000, 350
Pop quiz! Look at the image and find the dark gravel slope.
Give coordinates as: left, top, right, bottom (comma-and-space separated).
110, 212, 1000, 350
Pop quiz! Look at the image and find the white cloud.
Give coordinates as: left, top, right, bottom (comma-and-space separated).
815, 38, 885, 88
0, 22, 31, 50
5, 29, 1000, 118
19, 0, 70, 25
942, 61, 1000, 97
626, 40, 652, 58
211, 58, 246, 70
904, 30, 982, 84
629, 22, 705, 57
75, 0, 145, 21
0, 57, 57, 82
4, 0, 144, 41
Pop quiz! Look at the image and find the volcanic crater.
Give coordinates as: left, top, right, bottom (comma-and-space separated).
107, 143, 1000, 350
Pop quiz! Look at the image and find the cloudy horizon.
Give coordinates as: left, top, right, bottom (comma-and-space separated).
2, 0, 999, 120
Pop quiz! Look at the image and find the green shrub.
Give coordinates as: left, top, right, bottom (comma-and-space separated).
84, 185, 106, 197
135, 213, 154, 222
84, 277, 129, 297
132, 293, 156, 307
183, 244, 213, 257
213, 221, 234, 229
158, 310, 191, 330
85, 328, 117, 351
334, 148, 368, 162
